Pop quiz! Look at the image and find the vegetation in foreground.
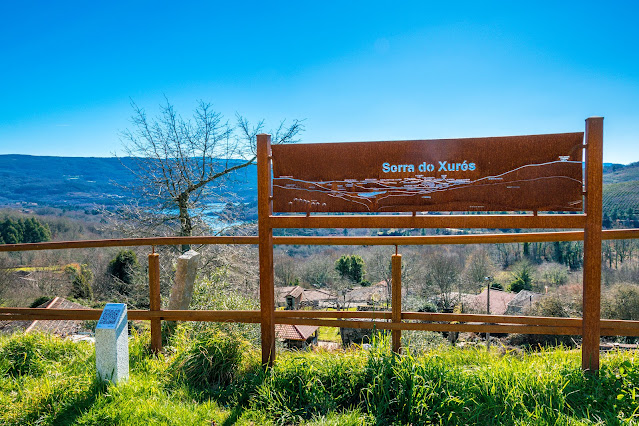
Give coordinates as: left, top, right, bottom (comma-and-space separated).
1, 331, 639, 425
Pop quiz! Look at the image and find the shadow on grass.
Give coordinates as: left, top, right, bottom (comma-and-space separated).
47, 378, 109, 425
222, 405, 246, 426
175, 364, 267, 425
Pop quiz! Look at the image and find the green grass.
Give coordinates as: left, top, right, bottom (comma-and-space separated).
1, 331, 639, 425
318, 326, 341, 343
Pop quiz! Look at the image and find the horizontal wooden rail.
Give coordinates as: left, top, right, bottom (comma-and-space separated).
1, 229, 638, 253
400, 311, 580, 327
0, 236, 260, 252
276, 310, 392, 320
270, 213, 587, 229
0, 308, 262, 323
3, 308, 639, 336
275, 317, 582, 335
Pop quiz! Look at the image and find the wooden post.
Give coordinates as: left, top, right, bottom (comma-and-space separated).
582, 117, 604, 371
258, 134, 276, 367
391, 253, 402, 353
148, 252, 162, 352
486, 278, 491, 351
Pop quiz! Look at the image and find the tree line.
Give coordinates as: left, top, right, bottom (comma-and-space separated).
0, 217, 51, 245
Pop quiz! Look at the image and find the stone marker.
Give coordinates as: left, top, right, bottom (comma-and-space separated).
168, 250, 201, 310
95, 303, 129, 384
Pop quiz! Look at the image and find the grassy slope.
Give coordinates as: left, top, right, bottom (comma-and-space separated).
602, 163, 639, 215
603, 163, 639, 185
603, 181, 639, 213
1, 331, 639, 425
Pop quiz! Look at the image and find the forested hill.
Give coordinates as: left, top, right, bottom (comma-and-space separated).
0, 155, 257, 209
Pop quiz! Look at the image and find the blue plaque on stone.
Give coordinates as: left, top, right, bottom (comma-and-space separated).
97, 303, 125, 330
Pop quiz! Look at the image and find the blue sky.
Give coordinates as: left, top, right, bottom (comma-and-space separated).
1, 1, 638, 163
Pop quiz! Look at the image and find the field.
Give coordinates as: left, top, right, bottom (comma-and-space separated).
603, 181, 639, 214
1, 331, 639, 425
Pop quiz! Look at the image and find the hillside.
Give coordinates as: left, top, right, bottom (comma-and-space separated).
603, 162, 639, 184
0, 155, 257, 210
603, 181, 639, 213
602, 162, 639, 216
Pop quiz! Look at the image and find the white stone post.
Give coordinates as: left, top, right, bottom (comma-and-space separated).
168, 250, 201, 310
95, 303, 129, 384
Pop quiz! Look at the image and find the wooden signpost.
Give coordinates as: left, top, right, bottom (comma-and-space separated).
259, 117, 604, 371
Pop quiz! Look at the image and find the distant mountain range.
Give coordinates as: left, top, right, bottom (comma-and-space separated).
0, 155, 257, 210
0, 155, 637, 214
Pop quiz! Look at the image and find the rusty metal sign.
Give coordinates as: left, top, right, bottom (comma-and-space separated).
271, 133, 584, 213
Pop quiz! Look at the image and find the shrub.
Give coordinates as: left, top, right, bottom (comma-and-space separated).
530, 294, 570, 318
107, 250, 140, 294
170, 330, 247, 391
602, 282, 639, 321
507, 261, 534, 292
540, 262, 569, 287
489, 281, 503, 291
0, 332, 84, 377
508, 294, 575, 348
188, 269, 260, 343
29, 296, 51, 308
66, 264, 93, 300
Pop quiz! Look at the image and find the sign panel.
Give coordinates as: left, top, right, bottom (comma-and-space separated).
272, 133, 584, 213
97, 303, 126, 330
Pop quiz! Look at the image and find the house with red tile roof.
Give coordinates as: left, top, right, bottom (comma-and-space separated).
275, 324, 318, 349
0, 297, 91, 336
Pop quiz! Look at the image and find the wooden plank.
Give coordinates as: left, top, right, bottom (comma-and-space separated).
270, 214, 587, 229
258, 133, 276, 367
392, 254, 402, 353
0, 227, 636, 254
148, 253, 162, 352
275, 310, 392, 319
600, 318, 639, 330
272, 133, 584, 213
601, 229, 639, 241
4, 307, 639, 338
275, 231, 585, 246
0, 236, 259, 252
0, 308, 582, 328
0, 309, 262, 322
275, 317, 581, 335
582, 117, 604, 371
401, 312, 581, 327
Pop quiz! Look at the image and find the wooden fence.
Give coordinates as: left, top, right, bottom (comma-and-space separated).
1, 229, 639, 368
1, 117, 636, 372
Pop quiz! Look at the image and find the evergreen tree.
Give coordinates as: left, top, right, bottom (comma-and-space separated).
0, 216, 51, 244
108, 250, 141, 295
66, 264, 93, 300
335, 255, 366, 284
507, 261, 534, 292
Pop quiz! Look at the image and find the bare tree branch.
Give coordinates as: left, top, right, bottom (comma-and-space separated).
116, 99, 304, 251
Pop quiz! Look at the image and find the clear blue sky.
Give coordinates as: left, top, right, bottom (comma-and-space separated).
1, 1, 638, 163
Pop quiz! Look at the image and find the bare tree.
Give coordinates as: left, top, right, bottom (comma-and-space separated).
117, 99, 303, 251
300, 255, 338, 288
463, 248, 495, 294
274, 254, 299, 287
422, 249, 463, 311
